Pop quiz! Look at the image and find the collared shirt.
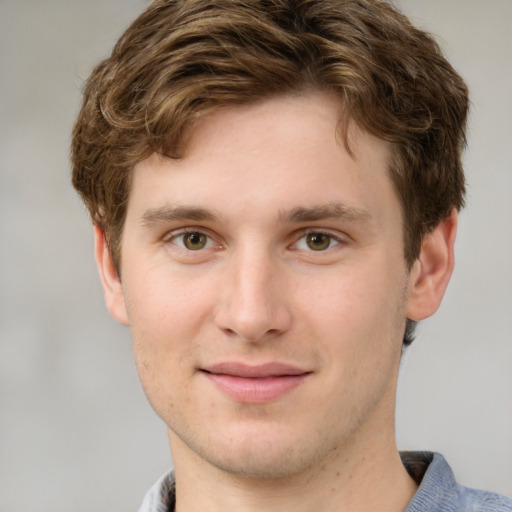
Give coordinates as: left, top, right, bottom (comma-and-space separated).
138, 452, 512, 512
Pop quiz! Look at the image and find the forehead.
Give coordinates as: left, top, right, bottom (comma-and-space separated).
127, 92, 398, 229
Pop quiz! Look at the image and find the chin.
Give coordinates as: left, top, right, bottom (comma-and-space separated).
188, 427, 333, 481
208, 451, 315, 481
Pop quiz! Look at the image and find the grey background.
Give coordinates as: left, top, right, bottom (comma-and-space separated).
0, 1, 510, 511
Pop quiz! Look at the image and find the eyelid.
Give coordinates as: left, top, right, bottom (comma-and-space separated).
291, 228, 348, 251
164, 227, 218, 250
161, 225, 349, 252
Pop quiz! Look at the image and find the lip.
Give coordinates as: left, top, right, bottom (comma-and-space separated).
200, 362, 312, 404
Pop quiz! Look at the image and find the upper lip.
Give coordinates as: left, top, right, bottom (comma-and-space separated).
201, 362, 311, 378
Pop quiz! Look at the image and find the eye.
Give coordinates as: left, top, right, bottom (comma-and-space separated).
172, 231, 214, 251
295, 232, 340, 251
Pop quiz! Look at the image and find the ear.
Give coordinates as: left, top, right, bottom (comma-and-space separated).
94, 225, 130, 326
405, 210, 458, 321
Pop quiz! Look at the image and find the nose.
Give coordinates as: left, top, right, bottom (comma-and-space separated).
213, 247, 293, 343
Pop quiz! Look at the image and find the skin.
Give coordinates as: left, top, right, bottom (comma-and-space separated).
96, 91, 457, 511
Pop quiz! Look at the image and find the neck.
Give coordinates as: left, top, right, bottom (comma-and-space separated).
169, 422, 417, 512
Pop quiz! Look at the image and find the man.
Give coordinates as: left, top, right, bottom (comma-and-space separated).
71, 0, 512, 510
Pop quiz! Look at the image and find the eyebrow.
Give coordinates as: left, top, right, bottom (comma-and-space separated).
139, 202, 372, 227
140, 205, 219, 226
280, 203, 372, 224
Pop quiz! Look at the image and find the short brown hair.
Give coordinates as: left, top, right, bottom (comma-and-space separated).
72, 0, 468, 277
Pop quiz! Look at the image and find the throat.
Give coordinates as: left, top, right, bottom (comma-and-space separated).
171, 432, 417, 512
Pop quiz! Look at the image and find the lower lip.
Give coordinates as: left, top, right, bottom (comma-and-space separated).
203, 372, 310, 404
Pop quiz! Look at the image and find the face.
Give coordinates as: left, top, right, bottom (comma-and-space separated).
98, 92, 448, 480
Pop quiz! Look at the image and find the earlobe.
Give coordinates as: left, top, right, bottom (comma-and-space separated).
94, 225, 130, 326
406, 210, 458, 322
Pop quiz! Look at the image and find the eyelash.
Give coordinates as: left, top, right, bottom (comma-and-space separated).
165, 228, 346, 253
292, 230, 344, 252
166, 229, 217, 251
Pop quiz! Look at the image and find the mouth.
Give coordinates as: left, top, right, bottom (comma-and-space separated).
200, 362, 312, 404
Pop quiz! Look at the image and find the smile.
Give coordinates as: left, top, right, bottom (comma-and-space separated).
200, 362, 312, 404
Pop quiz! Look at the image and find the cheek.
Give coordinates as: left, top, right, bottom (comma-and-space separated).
286, 264, 406, 436
125, 262, 213, 333
296, 261, 407, 355
124, 270, 214, 387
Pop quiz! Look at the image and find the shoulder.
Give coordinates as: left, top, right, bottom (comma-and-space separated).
455, 482, 512, 512
458, 486, 512, 512
402, 451, 512, 512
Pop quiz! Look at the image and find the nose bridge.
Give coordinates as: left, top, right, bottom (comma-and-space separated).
215, 242, 290, 342
236, 246, 273, 310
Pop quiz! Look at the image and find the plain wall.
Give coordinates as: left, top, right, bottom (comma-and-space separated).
1, 1, 510, 510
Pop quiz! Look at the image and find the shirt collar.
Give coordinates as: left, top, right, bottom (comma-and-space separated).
138, 452, 456, 512
138, 470, 175, 512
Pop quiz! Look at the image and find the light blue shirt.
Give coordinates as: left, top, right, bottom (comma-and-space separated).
139, 452, 512, 512
403, 452, 512, 512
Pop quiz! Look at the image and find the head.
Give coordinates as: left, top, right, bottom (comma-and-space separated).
71, 0, 469, 482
